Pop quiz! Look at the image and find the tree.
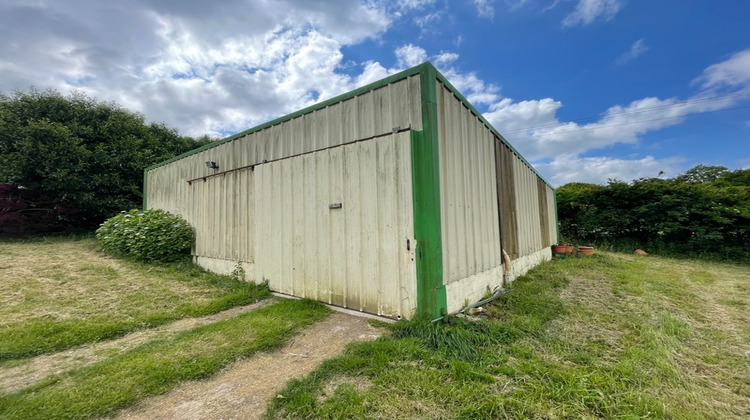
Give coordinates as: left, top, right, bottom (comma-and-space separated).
675, 164, 728, 183
716, 168, 750, 187
556, 165, 750, 261
0, 88, 212, 235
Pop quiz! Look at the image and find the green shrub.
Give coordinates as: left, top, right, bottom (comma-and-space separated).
96, 209, 194, 261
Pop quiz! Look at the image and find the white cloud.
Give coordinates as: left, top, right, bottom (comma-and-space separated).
354, 61, 391, 86
486, 93, 735, 162
395, 44, 428, 68
396, 0, 437, 11
413, 47, 703, 185
542, 0, 563, 12
0, 0, 393, 137
563, 0, 624, 27
616, 38, 648, 65
506, 0, 533, 11
536, 155, 684, 186
696, 49, 750, 90
0, 0, 744, 187
473, 0, 496, 19
413, 11, 444, 28
440, 68, 502, 105
466, 49, 749, 185
434, 52, 460, 67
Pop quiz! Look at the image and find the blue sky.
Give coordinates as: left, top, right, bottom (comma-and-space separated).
1, 0, 748, 185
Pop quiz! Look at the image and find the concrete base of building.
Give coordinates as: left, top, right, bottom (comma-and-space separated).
193, 255, 255, 281
445, 266, 505, 314
507, 247, 552, 283
194, 246, 552, 319
444, 247, 552, 314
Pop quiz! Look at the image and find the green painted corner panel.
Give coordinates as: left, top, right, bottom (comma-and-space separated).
411, 64, 447, 319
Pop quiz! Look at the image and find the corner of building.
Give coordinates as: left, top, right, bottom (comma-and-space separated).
410, 62, 447, 318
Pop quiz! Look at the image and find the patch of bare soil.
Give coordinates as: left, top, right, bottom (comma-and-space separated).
0, 300, 273, 393
112, 311, 384, 420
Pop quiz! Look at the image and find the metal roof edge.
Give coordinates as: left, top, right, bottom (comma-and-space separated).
145, 61, 554, 189
431, 66, 555, 188
145, 63, 430, 172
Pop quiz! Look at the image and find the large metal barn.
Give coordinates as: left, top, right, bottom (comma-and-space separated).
144, 62, 557, 319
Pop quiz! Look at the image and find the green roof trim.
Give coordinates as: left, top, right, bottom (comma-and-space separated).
144, 63, 430, 173
144, 61, 552, 189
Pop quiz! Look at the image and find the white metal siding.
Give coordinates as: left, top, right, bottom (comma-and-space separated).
187, 170, 254, 262
146, 76, 423, 265
254, 132, 417, 318
513, 157, 543, 257
436, 82, 502, 285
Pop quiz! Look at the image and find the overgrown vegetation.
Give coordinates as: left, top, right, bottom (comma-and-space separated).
557, 164, 750, 261
0, 238, 268, 361
267, 253, 750, 419
0, 89, 213, 235
0, 298, 330, 420
96, 209, 194, 262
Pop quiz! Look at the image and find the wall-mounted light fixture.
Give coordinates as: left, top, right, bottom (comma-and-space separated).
205, 161, 219, 170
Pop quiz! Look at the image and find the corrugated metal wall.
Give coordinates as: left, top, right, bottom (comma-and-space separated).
513, 157, 544, 257
434, 77, 558, 284
146, 75, 423, 265
435, 82, 503, 285
146, 66, 558, 317
187, 169, 254, 262
437, 82, 557, 278
537, 177, 550, 247
495, 140, 520, 259
254, 132, 416, 318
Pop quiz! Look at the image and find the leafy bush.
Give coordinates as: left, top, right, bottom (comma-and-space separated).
96, 209, 194, 261
557, 166, 750, 262
0, 88, 213, 234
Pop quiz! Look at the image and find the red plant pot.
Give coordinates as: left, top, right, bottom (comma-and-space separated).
552, 244, 567, 253
578, 246, 594, 256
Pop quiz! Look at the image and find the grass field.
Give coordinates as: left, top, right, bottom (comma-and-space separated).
268, 252, 750, 419
0, 237, 269, 361
3, 238, 748, 418
0, 298, 330, 420
0, 238, 332, 419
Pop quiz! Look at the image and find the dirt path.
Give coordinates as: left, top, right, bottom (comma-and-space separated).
0, 299, 273, 393
112, 311, 384, 420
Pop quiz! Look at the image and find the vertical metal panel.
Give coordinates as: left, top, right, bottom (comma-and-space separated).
512, 157, 543, 257
495, 141, 519, 259
537, 177, 551, 247
185, 169, 255, 263
146, 76, 423, 266
436, 82, 502, 285
254, 132, 417, 318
